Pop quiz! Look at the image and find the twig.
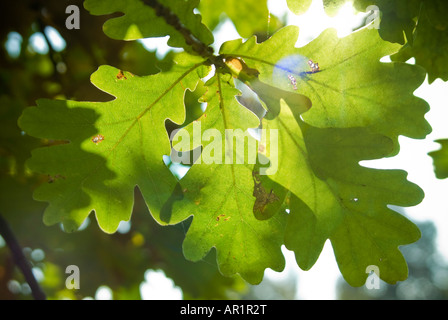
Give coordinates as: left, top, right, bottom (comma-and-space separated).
0, 213, 46, 300
143, 0, 215, 59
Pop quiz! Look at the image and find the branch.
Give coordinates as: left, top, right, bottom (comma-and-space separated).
143, 0, 215, 59
0, 213, 46, 300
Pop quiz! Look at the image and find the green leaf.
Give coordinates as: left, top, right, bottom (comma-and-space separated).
0, 96, 45, 217
18, 53, 210, 233
286, 0, 312, 16
15, 1, 432, 288
198, 0, 284, 40
84, 0, 214, 49
353, 0, 421, 45
170, 74, 287, 284
223, 0, 271, 38
352, 0, 448, 83
321, 0, 448, 82
287, 0, 361, 16
220, 25, 431, 153
263, 99, 422, 286
286, 0, 448, 82
197, 0, 226, 32
199, 0, 273, 38
429, 139, 448, 179
218, 25, 428, 284
322, 0, 351, 16
391, 3, 448, 83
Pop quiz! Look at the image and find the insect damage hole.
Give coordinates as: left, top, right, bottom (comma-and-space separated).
307, 59, 320, 73
288, 74, 298, 90
116, 70, 134, 80
216, 214, 228, 222
91, 134, 105, 144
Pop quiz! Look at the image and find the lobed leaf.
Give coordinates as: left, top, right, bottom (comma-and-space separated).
19, 53, 210, 233
170, 74, 287, 284
429, 139, 448, 179
390, 3, 448, 83
286, 0, 313, 16
199, 0, 275, 38
287, 0, 352, 16
84, 0, 214, 50
220, 25, 431, 153
220, 25, 426, 285
288, 0, 448, 82
263, 100, 422, 286
17, 0, 434, 286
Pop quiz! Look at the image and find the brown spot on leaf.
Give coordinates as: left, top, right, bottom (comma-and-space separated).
226, 57, 243, 73
116, 70, 127, 80
91, 134, 105, 144
252, 171, 279, 214
224, 57, 260, 78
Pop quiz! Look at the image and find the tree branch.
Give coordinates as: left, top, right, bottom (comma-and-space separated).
0, 213, 46, 300
143, 0, 215, 59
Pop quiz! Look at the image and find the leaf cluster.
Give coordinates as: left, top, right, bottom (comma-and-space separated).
2, 0, 439, 297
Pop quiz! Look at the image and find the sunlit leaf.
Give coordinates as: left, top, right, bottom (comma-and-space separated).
220, 25, 431, 153
199, 0, 274, 38
84, 0, 214, 51
170, 74, 287, 284
263, 100, 422, 286
19, 53, 210, 233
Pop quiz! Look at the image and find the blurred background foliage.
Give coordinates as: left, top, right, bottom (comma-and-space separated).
1, 0, 448, 300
